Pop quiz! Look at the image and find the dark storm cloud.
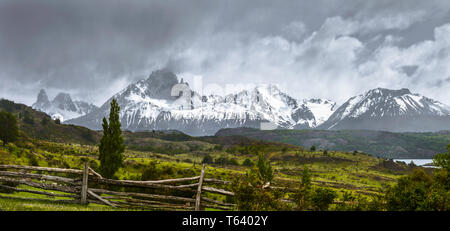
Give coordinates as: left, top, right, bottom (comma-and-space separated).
0, 0, 217, 87
0, 0, 450, 105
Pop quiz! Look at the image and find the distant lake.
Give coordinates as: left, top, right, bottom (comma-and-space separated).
394, 159, 434, 167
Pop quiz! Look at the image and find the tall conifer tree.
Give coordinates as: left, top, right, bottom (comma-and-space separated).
98, 99, 125, 178
0, 111, 19, 146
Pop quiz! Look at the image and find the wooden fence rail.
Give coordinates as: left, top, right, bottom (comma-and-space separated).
0, 164, 372, 210
0, 163, 235, 211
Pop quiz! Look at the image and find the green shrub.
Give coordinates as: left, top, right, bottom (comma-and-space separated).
23, 111, 34, 125
213, 145, 223, 151
230, 152, 287, 211
231, 166, 285, 211
336, 192, 385, 211
256, 153, 273, 183
385, 168, 448, 211
292, 167, 313, 210
242, 158, 254, 167
141, 161, 159, 181
433, 147, 450, 171
41, 117, 50, 126
201, 154, 214, 164
228, 158, 239, 166
28, 156, 39, 166
215, 156, 239, 166
310, 188, 337, 211
162, 166, 175, 176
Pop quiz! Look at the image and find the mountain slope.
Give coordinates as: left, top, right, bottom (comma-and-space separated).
301, 99, 336, 126
64, 70, 450, 135
32, 89, 98, 122
215, 127, 450, 159
0, 99, 100, 144
66, 69, 334, 135
319, 88, 450, 132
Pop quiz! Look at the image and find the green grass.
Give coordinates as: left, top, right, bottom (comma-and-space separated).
0, 197, 127, 211
0, 134, 426, 211
216, 128, 450, 158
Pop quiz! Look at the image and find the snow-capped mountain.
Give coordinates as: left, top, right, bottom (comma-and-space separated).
32, 89, 98, 122
319, 88, 450, 132
301, 99, 337, 126
62, 69, 450, 134
66, 69, 335, 135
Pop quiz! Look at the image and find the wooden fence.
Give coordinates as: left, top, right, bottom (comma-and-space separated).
0, 164, 235, 211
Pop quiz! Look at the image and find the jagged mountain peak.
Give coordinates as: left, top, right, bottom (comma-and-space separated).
51, 92, 78, 114
33, 89, 51, 109
254, 84, 281, 93
32, 90, 97, 122
37, 89, 50, 102
252, 84, 298, 108
124, 69, 180, 101
145, 69, 178, 85
67, 71, 450, 135
306, 98, 335, 105
52, 92, 74, 104
320, 87, 450, 131
66, 74, 335, 135
364, 87, 412, 98
343, 87, 449, 118
301, 98, 337, 126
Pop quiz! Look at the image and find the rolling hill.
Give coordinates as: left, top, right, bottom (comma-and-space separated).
0, 99, 100, 145
215, 127, 450, 159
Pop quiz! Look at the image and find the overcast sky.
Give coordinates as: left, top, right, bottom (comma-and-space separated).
1, 0, 450, 106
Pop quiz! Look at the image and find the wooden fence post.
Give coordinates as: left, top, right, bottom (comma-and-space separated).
80, 162, 89, 205
195, 164, 205, 211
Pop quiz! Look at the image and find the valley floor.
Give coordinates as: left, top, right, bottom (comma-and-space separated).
0, 136, 428, 211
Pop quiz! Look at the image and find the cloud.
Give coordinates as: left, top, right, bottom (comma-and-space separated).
0, 0, 450, 106
357, 11, 427, 33
171, 18, 450, 105
169, 19, 365, 103
282, 21, 308, 41
357, 23, 450, 103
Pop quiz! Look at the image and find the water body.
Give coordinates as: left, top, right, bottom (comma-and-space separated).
394, 159, 434, 167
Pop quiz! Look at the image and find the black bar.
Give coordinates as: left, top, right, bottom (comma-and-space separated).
0, 211, 447, 230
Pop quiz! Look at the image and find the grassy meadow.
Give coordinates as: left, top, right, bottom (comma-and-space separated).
0, 133, 422, 211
